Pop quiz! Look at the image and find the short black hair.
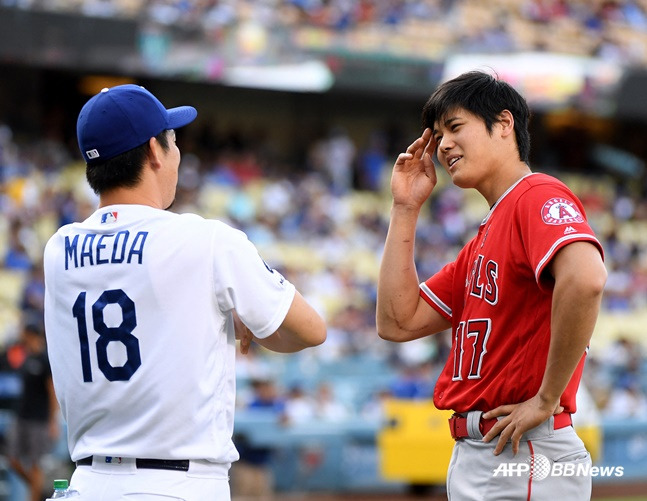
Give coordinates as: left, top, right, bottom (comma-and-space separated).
422, 71, 531, 163
86, 130, 171, 194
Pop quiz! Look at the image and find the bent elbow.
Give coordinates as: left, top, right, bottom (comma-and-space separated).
558, 254, 607, 300
376, 314, 408, 342
377, 330, 398, 342
312, 323, 327, 347
586, 263, 608, 298
376, 323, 406, 343
303, 315, 326, 347
376, 317, 390, 341
596, 266, 608, 295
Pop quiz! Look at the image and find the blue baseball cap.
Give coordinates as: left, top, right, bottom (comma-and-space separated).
77, 84, 197, 164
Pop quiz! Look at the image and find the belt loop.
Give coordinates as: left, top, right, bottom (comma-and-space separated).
467, 411, 484, 439
548, 415, 556, 438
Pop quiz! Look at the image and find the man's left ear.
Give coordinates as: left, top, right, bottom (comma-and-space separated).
498, 110, 515, 137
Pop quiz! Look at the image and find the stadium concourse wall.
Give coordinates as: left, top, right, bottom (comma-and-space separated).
231, 411, 646, 493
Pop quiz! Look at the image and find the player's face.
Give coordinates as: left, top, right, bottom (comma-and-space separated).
161, 129, 181, 209
432, 109, 499, 190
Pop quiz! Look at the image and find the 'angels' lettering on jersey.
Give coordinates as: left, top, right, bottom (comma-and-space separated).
467, 254, 499, 305
64, 230, 148, 270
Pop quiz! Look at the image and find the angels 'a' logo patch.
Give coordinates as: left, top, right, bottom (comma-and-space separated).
541, 198, 584, 225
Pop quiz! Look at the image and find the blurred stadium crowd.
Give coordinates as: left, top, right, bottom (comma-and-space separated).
3, 0, 647, 65
0, 2, 646, 489
1, 108, 646, 428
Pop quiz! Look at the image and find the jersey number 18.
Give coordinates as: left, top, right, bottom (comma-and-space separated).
72, 289, 142, 382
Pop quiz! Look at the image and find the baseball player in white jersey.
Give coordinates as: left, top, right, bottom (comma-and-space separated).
43, 84, 326, 500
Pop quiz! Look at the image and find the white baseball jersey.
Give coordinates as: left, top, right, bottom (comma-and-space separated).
43, 204, 295, 463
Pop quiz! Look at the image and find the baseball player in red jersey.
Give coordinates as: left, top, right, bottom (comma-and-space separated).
377, 71, 607, 500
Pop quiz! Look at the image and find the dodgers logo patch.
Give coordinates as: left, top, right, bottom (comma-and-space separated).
101, 211, 118, 224
541, 198, 583, 225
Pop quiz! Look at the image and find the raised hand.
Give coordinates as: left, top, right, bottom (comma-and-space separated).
391, 128, 437, 210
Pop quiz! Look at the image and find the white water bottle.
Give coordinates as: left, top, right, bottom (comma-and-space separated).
46, 479, 80, 499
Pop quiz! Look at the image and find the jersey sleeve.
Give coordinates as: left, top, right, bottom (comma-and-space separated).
516, 182, 604, 290
212, 223, 296, 339
419, 260, 455, 320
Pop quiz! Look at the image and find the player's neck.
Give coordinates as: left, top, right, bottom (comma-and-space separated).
99, 187, 164, 209
479, 161, 531, 207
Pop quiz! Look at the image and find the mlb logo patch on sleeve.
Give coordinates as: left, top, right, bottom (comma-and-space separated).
541, 198, 583, 225
101, 211, 119, 224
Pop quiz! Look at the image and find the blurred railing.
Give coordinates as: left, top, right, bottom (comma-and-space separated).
232, 411, 647, 493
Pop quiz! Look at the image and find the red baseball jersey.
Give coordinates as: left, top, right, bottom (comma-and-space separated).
420, 173, 604, 414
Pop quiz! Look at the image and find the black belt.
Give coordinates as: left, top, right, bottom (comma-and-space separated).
76, 456, 190, 472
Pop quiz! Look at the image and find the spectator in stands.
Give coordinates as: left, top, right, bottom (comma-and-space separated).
355, 130, 387, 192
5, 321, 59, 501
310, 126, 356, 195
0, 334, 27, 412
313, 382, 350, 422
389, 363, 434, 400
20, 261, 45, 319
603, 336, 642, 384
360, 388, 393, 423
3, 220, 33, 271
232, 378, 285, 499
603, 373, 647, 418
283, 385, 316, 424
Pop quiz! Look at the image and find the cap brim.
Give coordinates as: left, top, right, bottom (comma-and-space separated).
167, 106, 197, 129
